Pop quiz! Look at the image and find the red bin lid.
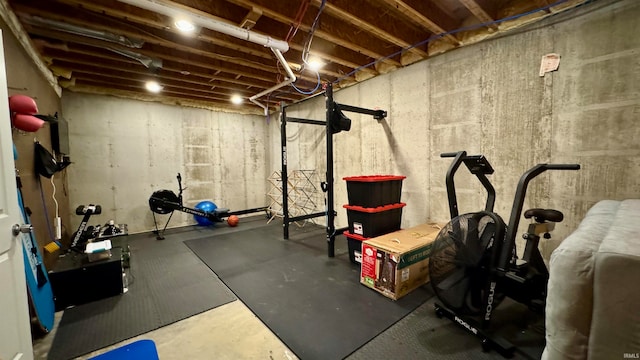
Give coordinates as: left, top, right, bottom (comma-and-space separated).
343, 175, 406, 182
343, 231, 370, 241
342, 202, 406, 213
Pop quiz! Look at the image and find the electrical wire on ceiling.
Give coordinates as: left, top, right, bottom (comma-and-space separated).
332, 0, 574, 84
292, 70, 321, 95
290, 0, 326, 95
301, 0, 326, 66
285, 0, 311, 43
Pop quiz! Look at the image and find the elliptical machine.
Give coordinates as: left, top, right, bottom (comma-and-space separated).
429, 151, 580, 357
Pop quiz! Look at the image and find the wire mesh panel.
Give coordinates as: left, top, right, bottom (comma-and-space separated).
267, 170, 322, 227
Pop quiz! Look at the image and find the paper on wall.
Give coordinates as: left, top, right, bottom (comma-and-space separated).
540, 53, 561, 76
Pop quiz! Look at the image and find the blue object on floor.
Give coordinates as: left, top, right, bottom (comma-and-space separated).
89, 339, 159, 360
194, 200, 217, 226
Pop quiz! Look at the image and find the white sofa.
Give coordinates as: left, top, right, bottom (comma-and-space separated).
542, 199, 640, 360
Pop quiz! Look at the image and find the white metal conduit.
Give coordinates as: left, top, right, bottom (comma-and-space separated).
249, 48, 296, 114
116, 0, 289, 51
116, 0, 296, 113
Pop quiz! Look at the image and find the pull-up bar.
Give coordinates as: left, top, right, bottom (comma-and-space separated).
336, 104, 387, 120
279, 83, 388, 257
286, 117, 326, 126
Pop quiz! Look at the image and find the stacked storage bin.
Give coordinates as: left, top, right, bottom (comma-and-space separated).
343, 175, 406, 264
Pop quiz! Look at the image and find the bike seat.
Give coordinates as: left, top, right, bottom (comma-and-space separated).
524, 208, 564, 223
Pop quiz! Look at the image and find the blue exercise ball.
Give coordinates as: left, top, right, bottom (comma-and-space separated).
194, 201, 217, 226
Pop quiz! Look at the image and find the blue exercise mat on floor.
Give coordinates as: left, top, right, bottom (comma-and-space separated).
185, 223, 434, 360
89, 339, 159, 360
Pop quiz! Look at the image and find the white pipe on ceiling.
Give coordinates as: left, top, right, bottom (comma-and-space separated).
117, 0, 297, 114
115, 0, 289, 52
249, 48, 297, 114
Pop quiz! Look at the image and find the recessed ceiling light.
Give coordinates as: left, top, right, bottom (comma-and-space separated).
175, 19, 195, 33
180, 70, 191, 75
145, 80, 163, 93
307, 57, 325, 71
230, 94, 243, 105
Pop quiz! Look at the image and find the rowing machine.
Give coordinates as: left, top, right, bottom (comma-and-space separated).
148, 173, 268, 240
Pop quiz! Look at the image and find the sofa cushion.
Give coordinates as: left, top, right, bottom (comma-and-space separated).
542, 200, 620, 360
588, 199, 640, 360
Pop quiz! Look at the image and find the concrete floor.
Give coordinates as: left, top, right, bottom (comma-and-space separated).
33, 299, 299, 360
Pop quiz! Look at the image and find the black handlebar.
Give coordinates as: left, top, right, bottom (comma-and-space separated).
443, 151, 466, 218
442, 151, 496, 218
497, 162, 580, 271
75, 204, 102, 215
544, 164, 581, 170
441, 152, 460, 158
176, 173, 185, 201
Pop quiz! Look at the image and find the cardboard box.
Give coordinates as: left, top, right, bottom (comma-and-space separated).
360, 223, 442, 300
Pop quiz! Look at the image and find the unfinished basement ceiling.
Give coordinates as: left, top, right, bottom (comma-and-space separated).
6, 0, 589, 114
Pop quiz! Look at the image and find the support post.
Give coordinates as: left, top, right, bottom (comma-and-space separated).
325, 84, 336, 257
280, 103, 290, 239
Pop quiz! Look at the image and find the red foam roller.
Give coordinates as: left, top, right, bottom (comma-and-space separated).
9, 94, 38, 114
12, 113, 44, 132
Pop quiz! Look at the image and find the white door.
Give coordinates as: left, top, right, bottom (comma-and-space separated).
0, 31, 34, 360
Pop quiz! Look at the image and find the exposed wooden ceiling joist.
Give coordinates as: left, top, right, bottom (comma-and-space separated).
378, 0, 461, 45
5, 0, 591, 113
459, 0, 499, 30
224, 0, 402, 67
313, 0, 430, 60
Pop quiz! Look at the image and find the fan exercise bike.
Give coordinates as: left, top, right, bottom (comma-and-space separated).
148, 173, 268, 240
429, 151, 580, 357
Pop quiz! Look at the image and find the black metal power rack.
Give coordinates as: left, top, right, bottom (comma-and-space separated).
279, 83, 387, 257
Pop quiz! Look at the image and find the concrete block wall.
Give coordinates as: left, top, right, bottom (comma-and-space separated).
275, 0, 640, 258
543, 0, 640, 255
63, 93, 269, 233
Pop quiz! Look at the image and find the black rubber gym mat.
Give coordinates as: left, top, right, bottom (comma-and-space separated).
47, 227, 237, 360
347, 295, 541, 360
185, 223, 434, 360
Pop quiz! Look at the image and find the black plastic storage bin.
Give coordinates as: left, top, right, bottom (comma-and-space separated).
343, 203, 406, 238
343, 231, 369, 264
343, 175, 406, 208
